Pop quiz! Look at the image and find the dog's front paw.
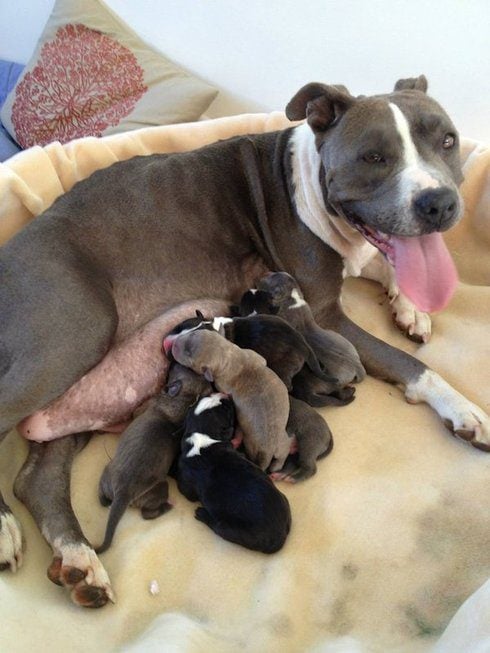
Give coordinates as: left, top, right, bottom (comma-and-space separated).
0, 510, 23, 572
406, 370, 490, 451
48, 541, 115, 608
389, 292, 432, 343
444, 408, 490, 452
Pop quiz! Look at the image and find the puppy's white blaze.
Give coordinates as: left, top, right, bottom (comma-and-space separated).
211, 316, 233, 331
405, 370, 490, 444
388, 103, 440, 194
185, 432, 220, 457
249, 288, 258, 295
290, 123, 377, 276
289, 288, 306, 308
194, 393, 224, 415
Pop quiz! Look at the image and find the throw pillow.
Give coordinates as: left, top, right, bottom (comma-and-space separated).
0, 0, 218, 148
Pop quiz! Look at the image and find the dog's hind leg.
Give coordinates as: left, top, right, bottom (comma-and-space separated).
0, 257, 118, 569
14, 433, 115, 607
335, 313, 490, 451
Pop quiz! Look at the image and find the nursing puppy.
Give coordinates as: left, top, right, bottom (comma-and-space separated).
236, 283, 359, 406
257, 272, 366, 387
165, 312, 336, 392
272, 396, 334, 483
171, 329, 291, 471
97, 364, 211, 553
178, 393, 291, 553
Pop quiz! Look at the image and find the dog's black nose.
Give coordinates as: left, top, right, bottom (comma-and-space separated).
413, 188, 458, 230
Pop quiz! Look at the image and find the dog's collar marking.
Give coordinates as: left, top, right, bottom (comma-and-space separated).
194, 394, 224, 415
289, 123, 377, 277
185, 432, 220, 457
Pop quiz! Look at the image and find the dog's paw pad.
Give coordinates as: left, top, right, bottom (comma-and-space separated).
71, 583, 112, 609
390, 294, 432, 343
449, 411, 490, 451
0, 511, 24, 573
48, 543, 115, 607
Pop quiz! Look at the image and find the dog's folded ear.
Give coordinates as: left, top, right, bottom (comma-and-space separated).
394, 75, 428, 93
286, 83, 356, 132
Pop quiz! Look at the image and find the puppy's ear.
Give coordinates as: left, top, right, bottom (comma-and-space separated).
394, 75, 428, 93
228, 304, 240, 317
166, 380, 182, 397
202, 367, 214, 383
195, 310, 205, 320
286, 83, 355, 132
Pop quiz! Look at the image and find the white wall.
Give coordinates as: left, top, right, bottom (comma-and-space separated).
1, 0, 489, 141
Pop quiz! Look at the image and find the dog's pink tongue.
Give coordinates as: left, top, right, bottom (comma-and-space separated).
392, 232, 458, 313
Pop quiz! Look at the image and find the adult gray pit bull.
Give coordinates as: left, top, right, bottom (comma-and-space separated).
1, 75, 489, 608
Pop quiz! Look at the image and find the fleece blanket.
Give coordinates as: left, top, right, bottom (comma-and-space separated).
0, 113, 489, 653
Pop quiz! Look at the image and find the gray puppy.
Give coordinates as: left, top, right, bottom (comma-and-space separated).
257, 272, 366, 386
97, 364, 212, 553
271, 396, 334, 483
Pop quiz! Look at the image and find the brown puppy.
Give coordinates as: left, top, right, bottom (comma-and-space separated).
97, 364, 212, 552
171, 329, 291, 471
257, 272, 366, 386
271, 396, 334, 483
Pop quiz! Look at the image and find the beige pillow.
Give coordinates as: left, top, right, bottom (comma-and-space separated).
0, 0, 218, 148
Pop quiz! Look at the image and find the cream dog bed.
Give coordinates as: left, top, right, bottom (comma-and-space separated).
0, 113, 489, 653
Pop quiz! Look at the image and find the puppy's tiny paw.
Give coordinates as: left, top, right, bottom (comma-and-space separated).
390, 293, 432, 343
0, 511, 23, 572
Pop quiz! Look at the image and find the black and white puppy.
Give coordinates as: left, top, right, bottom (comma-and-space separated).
177, 393, 292, 554
164, 311, 337, 392
96, 363, 212, 553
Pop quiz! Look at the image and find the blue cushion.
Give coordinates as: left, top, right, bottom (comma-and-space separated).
0, 123, 21, 160
0, 60, 24, 107
0, 60, 24, 160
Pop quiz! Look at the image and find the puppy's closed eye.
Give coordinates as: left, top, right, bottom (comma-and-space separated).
166, 380, 182, 397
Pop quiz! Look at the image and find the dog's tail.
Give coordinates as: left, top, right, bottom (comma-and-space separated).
96, 493, 131, 554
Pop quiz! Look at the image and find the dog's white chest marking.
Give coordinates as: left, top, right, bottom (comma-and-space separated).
290, 124, 377, 277
388, 103, 441, 196
194, 394, 223, 415
185, 432, 220, 457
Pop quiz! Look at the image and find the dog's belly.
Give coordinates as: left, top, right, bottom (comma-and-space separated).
17, 299, 230, 442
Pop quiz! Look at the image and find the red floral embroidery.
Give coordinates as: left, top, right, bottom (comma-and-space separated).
12, 24, 147, 147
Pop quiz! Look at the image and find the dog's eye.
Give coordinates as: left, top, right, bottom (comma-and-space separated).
363, 152, 385, 164
442, 133, 456, 149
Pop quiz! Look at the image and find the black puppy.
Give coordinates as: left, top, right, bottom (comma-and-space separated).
271, 396, 334, 483
96, 363, 212, 553
164, 311, 336, 391
177, 393, 292, 554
